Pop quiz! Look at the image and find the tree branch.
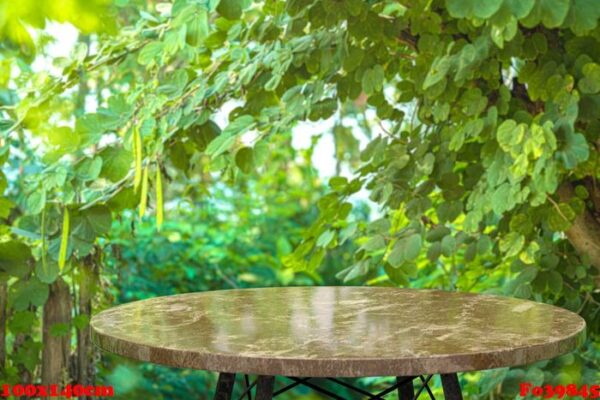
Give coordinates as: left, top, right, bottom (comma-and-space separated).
397, 31, 418, 51
557, 182, 600, 287
511, 78, 544, 114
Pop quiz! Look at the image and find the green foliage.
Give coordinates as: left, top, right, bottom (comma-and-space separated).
0, 0, 115, 59
2, 0, 600, 397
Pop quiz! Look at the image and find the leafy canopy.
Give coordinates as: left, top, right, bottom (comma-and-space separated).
2, 0, 600, 350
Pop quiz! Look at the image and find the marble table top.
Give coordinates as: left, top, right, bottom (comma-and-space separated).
91, 286, 586, 377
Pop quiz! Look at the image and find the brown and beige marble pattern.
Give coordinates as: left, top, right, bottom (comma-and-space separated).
91, 287, 586, 377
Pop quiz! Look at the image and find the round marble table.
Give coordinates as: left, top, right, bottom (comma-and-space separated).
91, 287, 586, 400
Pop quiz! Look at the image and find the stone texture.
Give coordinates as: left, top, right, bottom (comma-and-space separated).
91, 287, 586, 377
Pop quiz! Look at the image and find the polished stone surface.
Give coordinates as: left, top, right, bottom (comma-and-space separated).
91, 287, 586, 377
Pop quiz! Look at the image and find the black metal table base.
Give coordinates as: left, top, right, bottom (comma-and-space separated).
213, 373, 463, 400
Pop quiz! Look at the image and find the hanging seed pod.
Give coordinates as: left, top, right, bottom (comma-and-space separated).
58, 207, 70, 271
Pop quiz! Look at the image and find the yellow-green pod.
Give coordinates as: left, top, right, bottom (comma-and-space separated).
139, 165, 149, 218
133, 127, 143, 192
41, 207, 47, 271
156, 165, 164, 230
58, 207, 70, 271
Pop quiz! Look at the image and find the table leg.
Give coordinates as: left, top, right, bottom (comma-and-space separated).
397, 376, 415, 400
213, 372, 236, 400
244, 375, 253, 400
255, 375, 275, 400
440, 373, 463, 400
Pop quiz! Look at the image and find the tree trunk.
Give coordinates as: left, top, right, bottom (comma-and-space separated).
42, 278, 72, 386
12, 330, 33, 399
0, 282, 6, 374
77, 260, 98, 398
557, 182, 600, 286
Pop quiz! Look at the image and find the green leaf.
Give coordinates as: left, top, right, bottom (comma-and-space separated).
540, 253, 560, 269
361, 65, 385, 95
46, 126, 80, 151
44, 167, 67, 189
73, 314, 90, 330
387, 240, 404, 267
169, 142, 189, 172
516, 266, 538, 284
71, 205, 112, 244
188, 120, 221, 151
25, 190, 46, 215
564, 0, 600, 35
575, 185, 589, 199
0, 197, 14, 219
403, 234, 422, 261
336, 260, 369, 282
217, 0, 244, 20
10, 278, 49, 311
547, 270, 563, 293
491, 183, 511, 215
477, 235, 492, 254
519, 241, 540, 264
76, 157, 103, 182
559, 131, 589, 168
8, 311, 36, 334
446, 0, 472, 18
0, 119, 14, 133
100, 146, 133, 182
436, 200, 462, 223
499, 232, 525, 257
362, 234, 385, 252
446, 0, 511, 20
521, 0, 570, 28
235, 147, 255, 174
50, 323, 70, 337
316, 230, 335, 247
578, 63, 600, 94
548, 202, 576, 231
505, 0, 535, 18
158, 69, 189, 99
427, 242, 442, 261
473, 0, 503, 18
418, 153, 435, 175
76, 114, 108, 146
253, 141, 269, 166
329, 176, 348, 191
186, 9, 209, 46
426, 226, 451, 242
401, 261, 418, 277
286, 0, 311, 16
464, 242, 477, 261
496, 120, 525, 151
0, 241, 32, 278
441, 234, 457, 257
339, 222, 357, 244
384, 263, 408, 285
205, 134, 237, 158
35, 259, 59, 284
343, 46, 364, 72
206, 115, 254, 158
446, 0, 503, 19
137, 42, 163, 66
423, 56, 451, 90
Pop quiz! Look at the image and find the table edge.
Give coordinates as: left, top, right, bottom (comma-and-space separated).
90, 287, 587, 377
